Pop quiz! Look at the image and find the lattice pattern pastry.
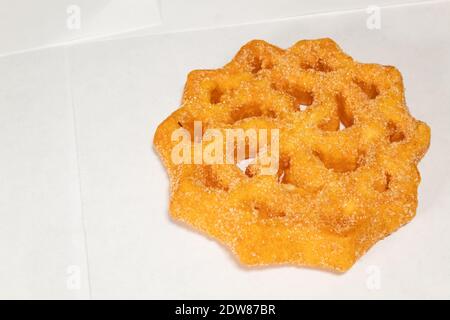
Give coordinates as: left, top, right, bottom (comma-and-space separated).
154, 39, 430, 272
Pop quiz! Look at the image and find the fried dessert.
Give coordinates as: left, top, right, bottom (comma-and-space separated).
154, 38, 430, 272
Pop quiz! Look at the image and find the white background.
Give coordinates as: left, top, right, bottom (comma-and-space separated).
0, 0, 449, 299
0, 0, 161, 57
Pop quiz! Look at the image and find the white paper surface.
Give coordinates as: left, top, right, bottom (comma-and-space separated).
66, 1, 450, 299
0, 0, 161, 57
0, 49, 90, 299
112, 0, 440, 39
1, 0, 449, 299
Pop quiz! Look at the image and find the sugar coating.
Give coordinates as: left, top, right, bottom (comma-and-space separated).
154, 38, 430, 272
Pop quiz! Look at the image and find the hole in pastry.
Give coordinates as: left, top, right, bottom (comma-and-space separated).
275, 158, 298, 190
319, 94, 354, 131
248, 55, 273, 74
247, 55, 273, 74
316, 59, 334, 72
244, 164, 259, 178
270, 83, 313, 111
210, 86, 224, 104
285, 87, 314, 110
230, 134, 260, 168
387, 121, 405, 143
353, 79, 379, 99
313, 149, 361, 173
265, 109, 278, 118
236, 157, 257, 176
253, 203, 286, 219
298, 104, 308, 111
250, 56, 263, 73
337, 94, 354, 128
374, 172, 392, 192
235, 140, 272, 177
202, 166, 229, 191
277, 157, 291, 183
294, 89, 314, 107
300, 59, 333, 72
230, 103, 264, 122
